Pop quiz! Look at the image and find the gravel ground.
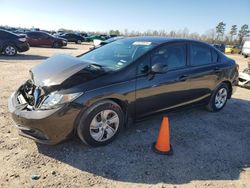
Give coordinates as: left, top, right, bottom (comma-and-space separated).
0, 44, 250, 188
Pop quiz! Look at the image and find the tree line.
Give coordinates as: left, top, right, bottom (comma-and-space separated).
110, 22, 250, 45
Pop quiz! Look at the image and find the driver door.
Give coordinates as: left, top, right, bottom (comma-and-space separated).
135, 42, 191, 118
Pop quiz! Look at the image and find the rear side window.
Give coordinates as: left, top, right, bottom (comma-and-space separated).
151, 43, 187, 70
28, 32, 40, 38
190, 44, 212, 66
211, 49, 219, 63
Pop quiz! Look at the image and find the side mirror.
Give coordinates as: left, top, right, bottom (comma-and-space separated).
151, 63, 168, 74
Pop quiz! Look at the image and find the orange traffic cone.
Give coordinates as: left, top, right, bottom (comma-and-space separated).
152, 116, 173, 155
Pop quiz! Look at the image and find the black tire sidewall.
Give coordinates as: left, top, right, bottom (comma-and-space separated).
77, 101, 124, 147
209, 83, 229, 112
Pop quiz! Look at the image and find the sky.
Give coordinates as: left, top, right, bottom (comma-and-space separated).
0, 0, 249, 34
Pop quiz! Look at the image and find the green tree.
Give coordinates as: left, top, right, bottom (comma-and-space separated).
216, 22, 226, 41
238, 24, 250, 43
109, 29, 120, 36
230, 25, 237, 42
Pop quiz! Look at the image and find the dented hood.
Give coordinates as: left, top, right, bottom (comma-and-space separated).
30, 54, 90, 87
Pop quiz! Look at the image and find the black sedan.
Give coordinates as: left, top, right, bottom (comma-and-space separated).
8, 37, 238, 146
59, 33, 85, 44
0, 29, 29, 56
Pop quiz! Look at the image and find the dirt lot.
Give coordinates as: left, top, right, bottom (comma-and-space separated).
0, 44, 250, 188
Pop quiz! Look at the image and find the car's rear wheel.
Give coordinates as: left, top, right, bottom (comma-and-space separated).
77, 100, 124, 147
206, 83, 229, 112
4, 45, 17, 56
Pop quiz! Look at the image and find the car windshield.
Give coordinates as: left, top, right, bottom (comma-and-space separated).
79, 39, 156, 71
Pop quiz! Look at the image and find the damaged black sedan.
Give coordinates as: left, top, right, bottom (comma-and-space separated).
8, 37, 238, 146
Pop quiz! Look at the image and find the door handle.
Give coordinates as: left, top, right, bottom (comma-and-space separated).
179, 75, 189, 81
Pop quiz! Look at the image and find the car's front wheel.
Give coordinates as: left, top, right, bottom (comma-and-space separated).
53, 42, 62, 48
77, 100, 124, 147
206, 83, 229, 112
76, 40, 82, 44
4, 45, 17, 56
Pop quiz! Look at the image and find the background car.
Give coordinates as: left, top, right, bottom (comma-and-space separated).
0, 29, 29, 56
91, 36, 124, 50
26, 31, 67, 48
85, 35, 108, 42
59, 33, 85, 44
242, 40, 250, 58
212, 44, 225, 53
225, 45, 241, 54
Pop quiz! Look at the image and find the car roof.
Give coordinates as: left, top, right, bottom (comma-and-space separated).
121, 36, 209, 46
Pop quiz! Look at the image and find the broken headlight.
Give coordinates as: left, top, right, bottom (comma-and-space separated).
39, 92, 83, 110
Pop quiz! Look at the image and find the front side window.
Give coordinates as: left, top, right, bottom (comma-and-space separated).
190, 44, 212, 66
151, 43, 187, 70
79, 40, 156, 71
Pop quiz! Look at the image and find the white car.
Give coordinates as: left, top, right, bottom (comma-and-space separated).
239, 62, 250, 88
242, 40, 250, 58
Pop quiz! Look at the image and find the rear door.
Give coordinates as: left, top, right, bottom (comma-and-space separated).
135, 42, 192, 118
27, 32, 40, 46
187, 42, 221, 103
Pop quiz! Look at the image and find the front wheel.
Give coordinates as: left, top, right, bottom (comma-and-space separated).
53, 42, 62, 48
77, 100, 124, 147
206, 83, 229, 112
4, 45, 17, 56
76, 40, 82, 44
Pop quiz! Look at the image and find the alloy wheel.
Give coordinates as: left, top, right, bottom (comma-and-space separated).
5, 46, 16, 56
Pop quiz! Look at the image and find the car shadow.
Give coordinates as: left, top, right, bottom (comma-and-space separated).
0, 54, 48, 60
30, 46, 78, 50
37, 97, 250, 184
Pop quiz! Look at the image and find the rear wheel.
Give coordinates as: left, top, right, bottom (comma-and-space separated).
206, 83, 229, 112
77, 100, 124, 147
4, 45, 17, 56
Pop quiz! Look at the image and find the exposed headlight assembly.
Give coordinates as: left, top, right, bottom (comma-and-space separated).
40, 92, 82, 110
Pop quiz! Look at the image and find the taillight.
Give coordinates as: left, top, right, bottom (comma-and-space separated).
236, 64, 239, 71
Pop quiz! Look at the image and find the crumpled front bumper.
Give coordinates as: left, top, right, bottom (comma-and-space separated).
8, 91, 81, 145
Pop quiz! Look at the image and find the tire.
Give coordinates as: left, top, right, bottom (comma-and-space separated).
4, 45, 17, 56
77, 100, 124, 147
76, 40, 82, 44
53, 42, 61, 48
206, 83, 229, 112
244, 55, 248, 58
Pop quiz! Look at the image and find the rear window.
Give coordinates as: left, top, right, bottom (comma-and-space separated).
211, 49, 220, 62
190, 44, 212, 66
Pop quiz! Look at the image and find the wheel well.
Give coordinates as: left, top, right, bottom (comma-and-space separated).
222, 81, 232, 98
107, 98, 128, 115
73, 98, 129, 133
